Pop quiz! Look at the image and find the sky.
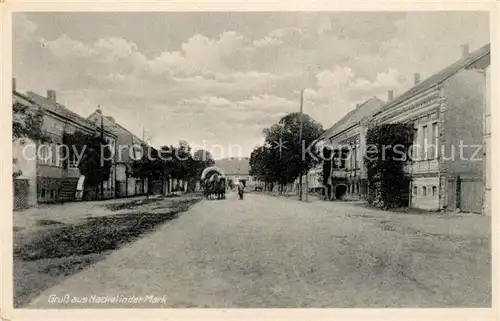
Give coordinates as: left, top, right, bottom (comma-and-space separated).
13, 11, 489, 159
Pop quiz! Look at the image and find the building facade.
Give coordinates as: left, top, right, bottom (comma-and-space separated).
315, 44, 490, 214
215, 157, 255, 188
13, 91, 39, 209
87, 109, 151, 198
294, 164, 323, 195
483, 63, 491, 216
12, 87, 118, 204
372, 43, 490, 213
318, 97, 385, 201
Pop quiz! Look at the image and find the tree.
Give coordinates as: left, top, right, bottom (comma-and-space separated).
187, 149, 215, 192
365, 123, 414, 209
249, 145, 278, 183
251, 112, 324, 194
62, 131, 112, 200
150, 143, 215, 193
129, 143, 166, 196
12, 101, 50, 143
12, 101, 51, 178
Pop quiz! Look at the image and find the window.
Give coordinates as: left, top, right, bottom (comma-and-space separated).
432, 186, 437, 196
412, 127, 419, 161
422, 125, 428, 160
413, 186, 418, 196
40, 188, 46, 198
356, 144, 361, 169
38, 144, 51, 165
422, 186, 427, 196
432, 122, 439, 159
52, 144, 59, 166
50, 189, 56, 198
68, 153, 79, 169
351, 146, 356, 170
56, 144, 64, 167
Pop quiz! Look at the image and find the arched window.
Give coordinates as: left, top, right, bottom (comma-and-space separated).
422, 186, 427, 196
432, 186, 437, 196
413, 186, 418, 196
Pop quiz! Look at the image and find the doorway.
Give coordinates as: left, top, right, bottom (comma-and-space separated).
335, 184, 347, 200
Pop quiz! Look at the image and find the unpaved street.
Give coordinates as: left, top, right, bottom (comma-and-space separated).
26, 192, 491, 308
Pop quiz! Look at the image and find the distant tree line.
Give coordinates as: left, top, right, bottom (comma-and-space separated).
130, 141, 215, 193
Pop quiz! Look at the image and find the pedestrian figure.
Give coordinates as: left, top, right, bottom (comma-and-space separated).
237, 182, 244, 200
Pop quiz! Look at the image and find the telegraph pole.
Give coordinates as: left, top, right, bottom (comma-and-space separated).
299, 89, 304, 201
99, 105, 104, 200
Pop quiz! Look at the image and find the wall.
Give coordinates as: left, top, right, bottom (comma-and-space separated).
127, 177, 137, 196
484, 65, 491, 215
13, 138, 37, 207
442, 69, 485, 176
38, 113, 117, 202
411, 176, 440, 210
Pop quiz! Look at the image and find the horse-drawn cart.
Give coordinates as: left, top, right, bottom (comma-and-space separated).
201, 166, 227, 200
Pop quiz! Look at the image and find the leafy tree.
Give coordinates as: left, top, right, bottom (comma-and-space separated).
62, 131, 112, 199
129, 144, 165, 195
365, 123, 414, 209
186, 149, 215, 192
12, 101, 51, 178
12, 101, 50, 143
249, 145, 278, 184
192, 149, 215, 177
251, 112, 323, 194
143, 143, 215, 193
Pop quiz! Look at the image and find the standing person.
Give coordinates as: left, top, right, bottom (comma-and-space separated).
237, 181, 244, 200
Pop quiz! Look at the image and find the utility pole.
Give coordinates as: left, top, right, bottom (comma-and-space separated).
299, 89, 304, 201
99, 105, 104, 200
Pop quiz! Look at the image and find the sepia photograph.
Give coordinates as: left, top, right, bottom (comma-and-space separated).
4, 3, 496, 317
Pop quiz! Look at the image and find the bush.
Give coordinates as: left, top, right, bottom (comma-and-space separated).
365, 123, 414, 209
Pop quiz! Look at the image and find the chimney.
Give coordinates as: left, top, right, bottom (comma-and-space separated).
12, 78, 16, 92
414, 73, 420, 85
388, 90, 394, 101
47, 90, 56, 102
356, 103, 360, 109
461, 44, 470, 58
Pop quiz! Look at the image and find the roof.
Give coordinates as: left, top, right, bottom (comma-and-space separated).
215, 157, 250, 175
26, 91, 114, 137
87, 110, 144, 145
13, 90, 38, 107
374, 43, 491, 116
320, 96, 385, 140
87, 110, 153, 163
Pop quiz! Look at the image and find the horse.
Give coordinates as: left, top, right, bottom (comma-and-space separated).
216, 177, 226, 200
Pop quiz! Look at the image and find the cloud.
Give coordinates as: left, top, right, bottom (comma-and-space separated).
149, 31, 250, 76
13, 13, 37, 42
361, 12, 490, 85
253, 27, 302, 47
44, 34, 95, 58
13, 12, 490, 156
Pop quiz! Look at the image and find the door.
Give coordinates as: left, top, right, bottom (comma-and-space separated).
460, 178, 482, 213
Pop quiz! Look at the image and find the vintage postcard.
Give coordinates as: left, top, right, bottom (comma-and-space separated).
1, 1, 498, 320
